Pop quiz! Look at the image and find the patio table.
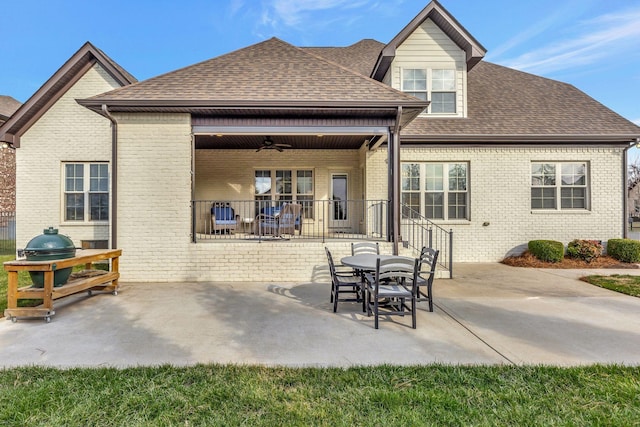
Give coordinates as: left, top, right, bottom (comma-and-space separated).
340, 254, 413, 271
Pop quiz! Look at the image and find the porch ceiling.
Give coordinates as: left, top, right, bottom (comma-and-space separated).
194, 134, 373, 150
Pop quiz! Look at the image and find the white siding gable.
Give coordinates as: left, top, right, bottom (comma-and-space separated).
391, 19, 467, 117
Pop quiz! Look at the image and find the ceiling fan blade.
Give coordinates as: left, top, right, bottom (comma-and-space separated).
255, 147, 263, 152
275, 146, 284, 152
275, 143, 292, 148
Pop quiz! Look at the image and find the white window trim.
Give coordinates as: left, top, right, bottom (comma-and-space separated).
61, 162, 110, 225
530, 161, 590, 211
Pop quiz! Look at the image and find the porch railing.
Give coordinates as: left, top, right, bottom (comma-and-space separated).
0, 211, 16, 255
192, 199, 388, 243
400, 205, 453, 278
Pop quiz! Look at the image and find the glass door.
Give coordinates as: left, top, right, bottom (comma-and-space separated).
329, 173, 349, 229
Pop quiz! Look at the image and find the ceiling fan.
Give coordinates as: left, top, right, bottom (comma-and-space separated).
256, 136, 291, 152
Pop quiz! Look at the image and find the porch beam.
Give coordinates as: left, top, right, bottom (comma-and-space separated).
192, 126, 389, 136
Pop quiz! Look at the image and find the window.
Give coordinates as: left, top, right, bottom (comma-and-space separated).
431, 69, 456, 113
255, 169, 314, 218
531, 162, 588, 210
63, 162, 109, 222
402, 68, 456, 114
401, 162, 468, 220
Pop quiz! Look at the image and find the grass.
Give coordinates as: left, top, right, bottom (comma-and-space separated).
581, 274, 640, 297
0, 364, 638, 425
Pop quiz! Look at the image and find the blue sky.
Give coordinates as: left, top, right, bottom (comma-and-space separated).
2, 0, 639, 155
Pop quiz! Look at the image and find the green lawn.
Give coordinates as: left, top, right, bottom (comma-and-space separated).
581, 274, 640, 297
0, 364, 638, 425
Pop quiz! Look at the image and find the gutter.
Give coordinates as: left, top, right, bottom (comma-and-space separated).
400, 134, 639, 144
101, 104, 118, 249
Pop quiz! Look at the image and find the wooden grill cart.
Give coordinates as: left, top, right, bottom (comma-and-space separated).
3, 249, 121, 323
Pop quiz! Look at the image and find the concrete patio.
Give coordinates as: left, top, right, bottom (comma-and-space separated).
1, 263, 640, 368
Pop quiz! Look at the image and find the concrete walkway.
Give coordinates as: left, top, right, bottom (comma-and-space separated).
1, 263, 640, 368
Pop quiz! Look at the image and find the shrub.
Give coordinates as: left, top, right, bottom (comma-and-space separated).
528, 240, 564, 263
566, 239, 603, 263
607, 239, 640, 263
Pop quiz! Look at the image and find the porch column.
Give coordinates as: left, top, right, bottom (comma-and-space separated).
388, 127, 401, 255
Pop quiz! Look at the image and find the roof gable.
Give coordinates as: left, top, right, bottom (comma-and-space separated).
80, 37, 425, 110
0, 42, 136, 147
372, 0, 486, 80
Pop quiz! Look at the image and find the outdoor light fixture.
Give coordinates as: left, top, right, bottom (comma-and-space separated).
1, 142, 13, 150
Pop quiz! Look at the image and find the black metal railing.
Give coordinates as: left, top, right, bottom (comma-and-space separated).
192, 199, 388, 243
400, 206, 453, 278
0, 211, 16, 255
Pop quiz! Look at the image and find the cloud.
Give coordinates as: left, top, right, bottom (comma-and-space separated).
634, 118, 640, 126
499, 6, 640, 75
255, 0, 372, 31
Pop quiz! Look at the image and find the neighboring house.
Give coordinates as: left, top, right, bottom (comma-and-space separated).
1, 0, 639, 282
0, 95, 21, 212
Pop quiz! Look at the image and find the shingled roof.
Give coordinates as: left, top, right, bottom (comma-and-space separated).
402, 61, 640, 142
302, 39, 385, 77
79, 37, 426, 111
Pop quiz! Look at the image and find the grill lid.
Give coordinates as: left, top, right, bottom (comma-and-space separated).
23, 227, 76, 255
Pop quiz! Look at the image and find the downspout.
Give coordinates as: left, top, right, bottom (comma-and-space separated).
391, 106, 402, 255
102, 104, 117, 249
623, 139, 639, 238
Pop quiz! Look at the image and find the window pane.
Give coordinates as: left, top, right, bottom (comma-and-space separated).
531, 163, 556, 186
296, 170, 313, 194
449, 164, 467, 191
255, 171, 271, 195
89, 193, 109, 221
531, 188, 556, 209
402, 164, 420, 191
448, 193, 467, 219
425, 164, 443, 191
65, 194, 84, 221
276, 170, 292, 195
65, 164, 84, 191
297, 195, 314, 220
432, 69, 455, 91
561, 187, 586, 209
90, 164, 109, 191
403, 68, 427, 91
402, 193, 420, 218
561, 163, 586, 186
425, 192, 444, 219
431, 92, 456, 113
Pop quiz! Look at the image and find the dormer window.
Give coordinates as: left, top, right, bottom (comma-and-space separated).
402, 68, 456, 114
402, 69, 427, 101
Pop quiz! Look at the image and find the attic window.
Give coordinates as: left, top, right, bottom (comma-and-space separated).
402, 68, 456, 114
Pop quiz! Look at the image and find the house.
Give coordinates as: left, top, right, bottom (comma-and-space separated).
1, 0, 639, 282
0, 95, 21, 213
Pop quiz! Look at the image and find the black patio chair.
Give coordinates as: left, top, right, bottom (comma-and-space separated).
325, 247, 364, 313
415, 247, 439, 312
364, 256, 419, 329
